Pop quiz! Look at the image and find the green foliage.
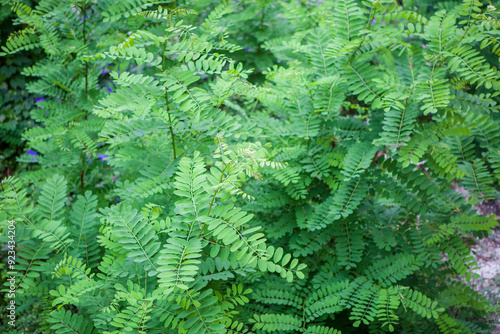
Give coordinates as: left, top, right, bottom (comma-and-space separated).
1, 0, 500, 333
0, 0, 41, 176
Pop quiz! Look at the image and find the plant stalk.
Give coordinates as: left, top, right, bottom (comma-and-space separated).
82, 1, 88, 98
163, 41, 177, 159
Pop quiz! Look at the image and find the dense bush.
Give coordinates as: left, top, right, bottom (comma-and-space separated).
1, 0, 500, 333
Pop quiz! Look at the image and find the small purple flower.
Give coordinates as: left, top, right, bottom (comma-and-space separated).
277, 116, 284, 119
426, 62, 432, 66
421, 43, 426, 48
243, 47, 250, 51
46, 111, 49, 116
106, 85, 113, 93
86, 154, 92, 163
99, 154, 109, 167
101, 68, 110, 76
27, 149, 38, 162
116, 197, 120, 202
371, 18, 377, 25
112, 177, 116, 182
35, 97, 45, 109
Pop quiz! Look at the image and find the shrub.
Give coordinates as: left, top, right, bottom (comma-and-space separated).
1, 0, 500, 333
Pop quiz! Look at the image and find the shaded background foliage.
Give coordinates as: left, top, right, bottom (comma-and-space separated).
0, 0, 40, 177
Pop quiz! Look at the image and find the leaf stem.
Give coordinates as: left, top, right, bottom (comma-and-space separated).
163, 39, 177, 159
197, 159, 232, 239
82, 1, 88, 99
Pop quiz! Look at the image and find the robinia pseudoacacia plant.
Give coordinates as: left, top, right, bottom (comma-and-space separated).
1, 0, 500, 333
